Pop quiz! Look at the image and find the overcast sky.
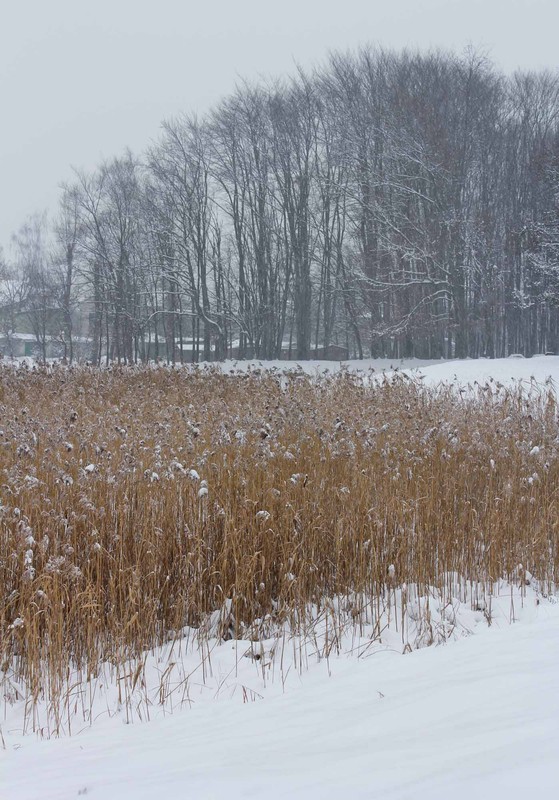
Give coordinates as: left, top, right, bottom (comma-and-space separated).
1, 0, 558, 254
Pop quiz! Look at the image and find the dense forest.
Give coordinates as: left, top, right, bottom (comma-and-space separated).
2, 46, 559, 363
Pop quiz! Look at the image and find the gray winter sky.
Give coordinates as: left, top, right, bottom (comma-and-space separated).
1, 0, 558, 254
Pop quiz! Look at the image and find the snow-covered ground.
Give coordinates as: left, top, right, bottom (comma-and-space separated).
217, 356, 444, 374
2, 586, 558, 799
412, 354, 559, 389
218, 353, 559, 390
3, 355, 559, 798
6, 353, 559, 392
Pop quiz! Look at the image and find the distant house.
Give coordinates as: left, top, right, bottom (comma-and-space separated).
0, 278, 89, 361
227, 340, 349, 361
313, 345, 349, 360
0, 278, 27, 357
0, 332, 68, 359
280, 343, 349, 361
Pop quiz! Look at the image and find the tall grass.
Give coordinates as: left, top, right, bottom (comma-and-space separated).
1, 363, 558, 732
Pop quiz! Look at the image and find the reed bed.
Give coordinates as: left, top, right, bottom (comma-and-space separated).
1, 362, 558, 733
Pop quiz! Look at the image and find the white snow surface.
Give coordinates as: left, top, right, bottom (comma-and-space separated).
2, 589, 558, 799
217, 353, 559, 391
5, 353, 559, 393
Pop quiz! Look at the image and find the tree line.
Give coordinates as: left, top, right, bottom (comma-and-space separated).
2, 46, 559, 363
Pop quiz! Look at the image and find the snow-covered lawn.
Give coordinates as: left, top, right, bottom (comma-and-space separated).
2, 355, 559, 798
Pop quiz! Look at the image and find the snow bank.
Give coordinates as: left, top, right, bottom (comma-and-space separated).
2, 591, 558, 798
2, 583, 558, 798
